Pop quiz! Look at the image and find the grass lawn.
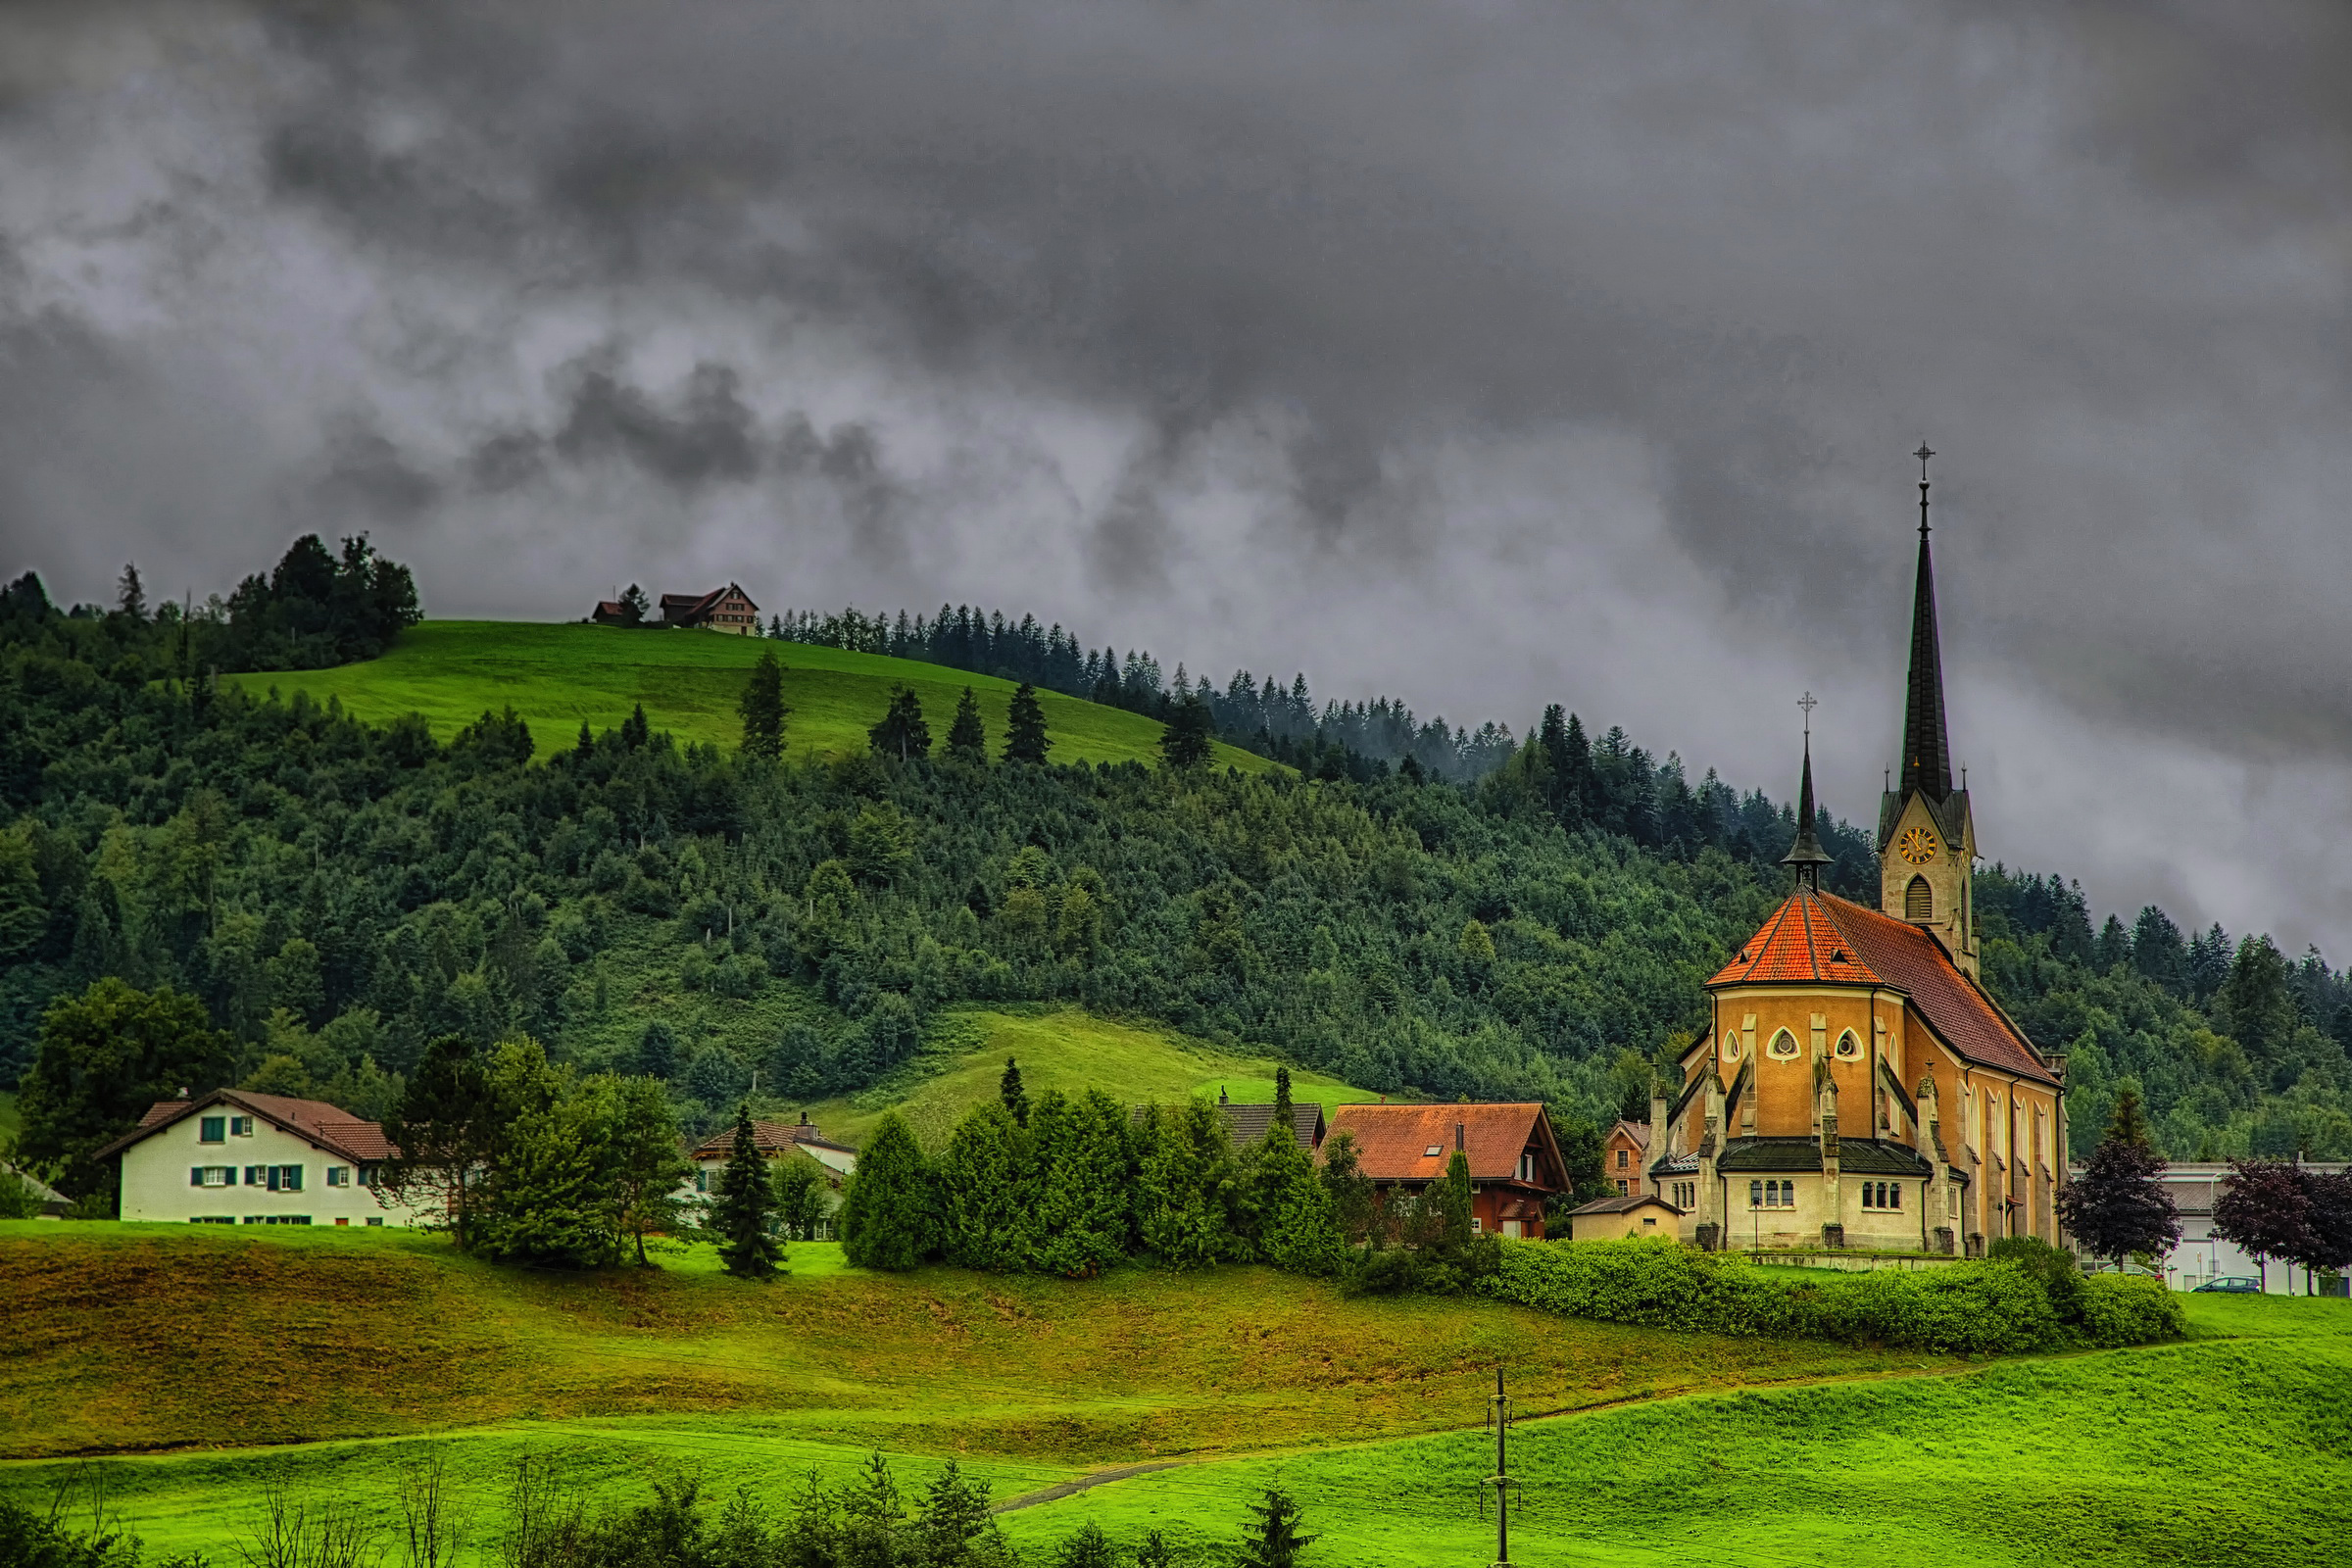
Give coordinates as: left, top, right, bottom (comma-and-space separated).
218, 621, 1271, 772
3, 1226, 2344, 1565
803, 1007, 1388, 1148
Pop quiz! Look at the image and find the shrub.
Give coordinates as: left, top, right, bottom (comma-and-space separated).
2078, 1273, 2188, 1348
1986, 1235, 2086, 1323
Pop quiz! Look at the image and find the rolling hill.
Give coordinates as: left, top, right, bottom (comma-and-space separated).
220, 621, 1274, 771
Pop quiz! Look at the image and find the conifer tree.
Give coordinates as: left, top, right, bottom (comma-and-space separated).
1027, 1089, 1134, 1277
620, 702, 650, 749
948, 686, 987, 761
1053, 1522, 1117, 1568
935, 1102, 1026, 1269
840, 1111, 932, 1270
618, 583, 650, 625
710, 1103, 784, 1278
1236, 1487, 1316, 1568
610, 1074, 694, 1267
738, 649, 789, 760
1318, 1128, 1375, 1246
1159, 694, 1214, 770
1252, 1112, 1342, 1276
1433, 1148, 1476, 1253
1000, 1055, 1029, 1126
868, 686, 932, 761
1135, 1099, 1243, 1268
1003, 681, 1052, 764
116, 562, 146, 621
1134, 1530, 1178, 1568
910, 1460, 1001, 1567
1273, 1065, 1294, 1130
2055, 1086, 2180, 1270
574, 719, 594, 760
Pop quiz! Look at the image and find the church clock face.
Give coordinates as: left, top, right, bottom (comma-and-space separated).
1896, 826, 1939, 865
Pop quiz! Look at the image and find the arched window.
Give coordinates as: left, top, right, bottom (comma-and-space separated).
1767, 1028, 1800, 1060
1889, 1183, 1902, 1210
1723, 1031, 1740, 1061
1835, 1029, 1862, 1059
1905, 874, 1934, 921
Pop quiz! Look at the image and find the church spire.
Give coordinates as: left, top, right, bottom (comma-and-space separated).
1900, 443, 1953, 803
1782, 692, 1833, 889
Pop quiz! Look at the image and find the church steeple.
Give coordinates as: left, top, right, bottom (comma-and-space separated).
1782, 693, 1833, 891
1901, 444, 1953, 804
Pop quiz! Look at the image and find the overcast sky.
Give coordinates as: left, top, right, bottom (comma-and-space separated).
2, 2, 2349, 954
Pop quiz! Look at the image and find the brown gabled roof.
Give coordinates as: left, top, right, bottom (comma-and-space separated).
1815, 894, 2058, 1086
1567, 1192, 1684, 1217
1707, 886, 1886, 987
1606, 1119, 1651, 1151
1218, 1102, 1326, 1152
686, 1117, 854, 1161
661, 583, 759, 619
1326, 1102, 1560, 1188
95, 1089, 396, 1164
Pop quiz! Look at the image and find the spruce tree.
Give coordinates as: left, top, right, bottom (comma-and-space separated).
1052, 1522, 1117, 1568
1236, 1487, 1316, 1568
1136, 1099, 1243, 1269
1273, 1065, 1295, 1132
739, 648, 789, 760
116, 562, 147, 621
840, 1111, 932, 1270
620, 702, 650, 749
1134, 1530, 1177, 1568
1000, 1055, 1029, 1126
1433, 1149, 1476, 1254
618, 583, 650, 625
1003, 681, 1052, 764
948, 686, 988, 761
868, 686, 932, 761
2056, 1086, 2180, 1270
710, 1103, 784, 1279
1159, 694, 1214, 770
935, 1102, 1026, 1269
1028, 1089, 1134, 1278
574, 719, 594, 760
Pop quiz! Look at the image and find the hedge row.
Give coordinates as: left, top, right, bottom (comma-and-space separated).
1476, 1238, 2185, 1355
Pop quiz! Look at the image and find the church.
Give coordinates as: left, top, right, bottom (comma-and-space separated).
1646, 455, 2067, 1256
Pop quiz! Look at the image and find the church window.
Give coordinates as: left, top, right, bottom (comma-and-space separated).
1835, 1029, 1861, 1060
1749, 1180, 1762, 1208
1905, 875, 1933, 921
1766, 1028, 1799, 1060
1723, 1032, 1740, 1061
1889, 1182, 1902, 1210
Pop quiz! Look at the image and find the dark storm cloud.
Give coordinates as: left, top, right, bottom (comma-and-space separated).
2, 0, 2350, 948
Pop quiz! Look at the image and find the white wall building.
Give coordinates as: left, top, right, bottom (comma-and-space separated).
2086, 1160, 2352, 1296
98, 1089, 430, 1228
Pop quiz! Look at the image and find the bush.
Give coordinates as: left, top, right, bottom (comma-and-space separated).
1986, 1235, 2086, 1323
2078, 1273, 2188, 1348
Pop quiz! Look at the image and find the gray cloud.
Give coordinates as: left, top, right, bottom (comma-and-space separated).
0, 0, 2349, 951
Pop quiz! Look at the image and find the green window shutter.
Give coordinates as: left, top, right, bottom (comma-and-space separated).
191, 1166, 203, 1187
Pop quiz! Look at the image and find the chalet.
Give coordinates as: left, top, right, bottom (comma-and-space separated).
660, 583, 760, 634
1564, 1192, 1684, 1241
94, 1088, 428, 1227
1602, 1118, 1650, 1197
591, 599, 633, 625
1324, 1102, 1567, 1239
683, 1112, 857, 1211
1213, 1088, 1326, 1153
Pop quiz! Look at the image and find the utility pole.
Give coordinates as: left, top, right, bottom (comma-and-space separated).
1488, 1366, 1515, 1567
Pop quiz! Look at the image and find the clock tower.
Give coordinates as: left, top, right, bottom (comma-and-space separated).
1878, 447, 1979, 977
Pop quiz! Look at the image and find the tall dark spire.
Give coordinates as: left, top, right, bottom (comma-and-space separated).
1901, 444, 1953, 803
1783, 692, 1833, 889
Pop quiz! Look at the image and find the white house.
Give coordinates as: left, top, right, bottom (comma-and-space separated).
681, 1112, 856, 1229
2125, 1159, 2352, 1295
97, 1089, 430, 1228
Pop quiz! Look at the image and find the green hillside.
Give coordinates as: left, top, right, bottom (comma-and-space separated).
803, 1007, 1387, 1147
219, 620, 1273, 771
1, 1226, 2344, 1566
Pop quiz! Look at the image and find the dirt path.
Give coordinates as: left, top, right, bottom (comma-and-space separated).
993, 1461, 1189, 1513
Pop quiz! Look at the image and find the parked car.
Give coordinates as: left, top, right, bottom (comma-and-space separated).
2190, 1276, 2264, 1294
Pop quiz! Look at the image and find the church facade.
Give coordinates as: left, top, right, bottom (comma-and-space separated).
1647, 458, 2067, 1255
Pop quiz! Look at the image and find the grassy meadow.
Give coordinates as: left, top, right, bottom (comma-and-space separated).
3, 1224, 2348, 1566
218, 621, 1271, 772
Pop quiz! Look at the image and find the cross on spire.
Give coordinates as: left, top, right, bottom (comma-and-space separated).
1915, 443, 1935, 538
1798, 690, 1818, 738
1781, 692, 1833, 885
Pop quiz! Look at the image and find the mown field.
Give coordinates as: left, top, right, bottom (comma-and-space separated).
3, 1226, 2347, 1566
218, 620, 1271, 771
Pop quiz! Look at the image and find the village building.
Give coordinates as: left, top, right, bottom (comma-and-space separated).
1563, 1191, 1684, 1241
1212, 1088, 1326, 1153
659, 583, 761, 633
1601, 1119, 1650, 1196
96, 1088, 430, 1228
1647, 454, 2067, 1255
590, 599, 633, 625
682, 1113, 857, 1223
2120, 1160, 2352, 1295
1325, 1102, 1567, 1239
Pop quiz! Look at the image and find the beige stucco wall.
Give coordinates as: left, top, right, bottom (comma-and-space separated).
121, 1114, 426, 1227
1570, 1204, 1679, 1242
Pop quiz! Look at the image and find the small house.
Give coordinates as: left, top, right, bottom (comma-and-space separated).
94, 1088, 427, 1228
1323, 1102, 1567, 1239
683, 1112, 857, 1213
1564, 1192, 1684, 1241
660, 584, 761, 634
1602, 1118, 1651, 1197
1212, 1088, 1326, 1153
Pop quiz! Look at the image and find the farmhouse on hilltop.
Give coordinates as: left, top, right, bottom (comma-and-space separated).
95, 1088, 428, 1227
661, 583, 760, 633
1648, 457, 2066, 1256
1326, 1101, 1566, 1239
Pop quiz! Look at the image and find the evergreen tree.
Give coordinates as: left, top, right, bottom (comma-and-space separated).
869, 686, 932, 761
738, 649, 789, 760
1134, 1530, 1178, 1568
840, 1111, 931, 1270
1254, 1118, 1343, 1275
1135, 1099, 1243, 1268
1273, 1065, 1295, 1129
1000, 1055, 1029, 1126
710, 1103, 785, 1279
948, 686, 988, 761
1027, 1089, 1134, 1277
1160, 694, 1214, 770
380, 1033, 497, 1251
1003, 681, 1052, 764
935, 1102, 1027, 1268
1236, 1487, 1316, 1568
619, 702, 651, 749
574, 718, 594, 760
910, 1459, 1001, 1568
472, 1056, 621, 1269
635, 1019, 678, 1080
618, 584, 650, 626
116, 562, 146, 621
1053, 1522, 1117, 1568
1433, 1148, 1476, 1252
2055, 1086, 2180, 1269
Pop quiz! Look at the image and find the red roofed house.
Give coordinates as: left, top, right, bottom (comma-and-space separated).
1650, 461, 2066, 1256
1602, 1119, 1650, 1197
95, 1088, 428, 1228
682, 1112, 858, 1235
660, 583, 760, 634
1324, 1102, 1567, 1239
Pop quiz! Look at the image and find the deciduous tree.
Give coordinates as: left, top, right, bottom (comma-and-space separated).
18, 978, 238, 1200
2215, 1159, 2310, 1292
2055, 1087, 2180, 1269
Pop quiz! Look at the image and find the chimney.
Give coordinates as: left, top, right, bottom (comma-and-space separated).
1648, 1080, 1669, 1166
799, 1109, 810, 1127
1455, 1121, 1465, 1152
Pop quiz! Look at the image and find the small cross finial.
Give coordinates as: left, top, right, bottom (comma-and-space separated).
1798, 690, 1818, 739
1915, 442, 1935, 537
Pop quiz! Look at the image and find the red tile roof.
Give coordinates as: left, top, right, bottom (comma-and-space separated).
687, 1118, 854, 1160
1326, 1102, 1557, 1186
95, 1089, 397, 1163
1706, 887, 1886, 987
1706, 887, 2057, 1087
